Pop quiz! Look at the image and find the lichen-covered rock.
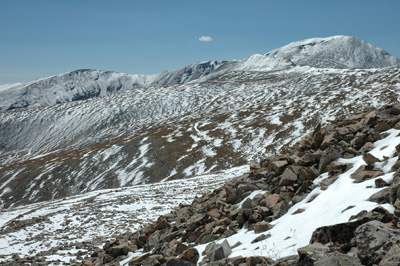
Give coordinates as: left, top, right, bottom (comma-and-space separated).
355, 220, 400, 266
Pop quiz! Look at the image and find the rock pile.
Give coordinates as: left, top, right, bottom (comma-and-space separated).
83, 104, 400, 266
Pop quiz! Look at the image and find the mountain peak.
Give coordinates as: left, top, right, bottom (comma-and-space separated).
263, 35, 400, 69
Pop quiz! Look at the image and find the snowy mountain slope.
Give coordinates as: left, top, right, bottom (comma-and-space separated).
1, 66, 400, 208
1, 35, 400, 209
0, 61, 229, 112
1, 35, 399, 111
93, 106, 400, 266
221, 130, 399, 260
2, 108, 400, 265
150, 60, 230, 86
0, 70, 155, 111
261, 35, 400, 69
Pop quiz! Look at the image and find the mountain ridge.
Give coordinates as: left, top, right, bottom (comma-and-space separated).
1, 35, 399, 111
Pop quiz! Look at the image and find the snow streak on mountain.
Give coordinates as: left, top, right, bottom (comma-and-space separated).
1, 35, 400, 210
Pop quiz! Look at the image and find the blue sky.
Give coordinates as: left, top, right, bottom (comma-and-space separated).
1, 0, 399, 83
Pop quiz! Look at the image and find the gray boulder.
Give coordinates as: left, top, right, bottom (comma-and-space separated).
355, 220, 400, 266
205, 240, 232, 262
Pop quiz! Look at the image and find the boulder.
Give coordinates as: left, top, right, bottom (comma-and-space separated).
359, 142, 375, 153
106, 244, 130, 258
251, 193, 266, 205
375, 178, 388, 188
251, 233, 270, 243
250, 211, 263, 224
310, 219, 367, 245
178, 248, 199, 265
102, 254, 115, 263
145, 231, 162, 252
272, 255, 299, 266
251, 221, 273, 233
279, 191, 294, 202
396, 143, 400, 153
368, 188, 390, 204
351, 135, 367, 150
351, 165, 383, 182
171, 242, 188, 256
205, 240, 232, 262
300, 152, 322, 166
142, 254, 164, 265
249, 161, 261, 171
279, 168, 298, 186
297, 243, 330, 265
224, 188, 239, 204
154, 218, 171, 231
320, 133, 336, 150
245, 256, 270, 265
207, 209, 221, 218
241, 198, 255, 209
265, 194, 280, 209
255, 206, 272, 218
211, 225, 226, 235
355, 220, 400, 266
311, 123, 324, 147
320, 174, 340, 190
374, 121, 391, 132
297, 243, 362, 266
327, 161, 350, 174
273, 200, 289, 219
362, 153, 380, 165
268, 160, 289, 174
186, 213, 207, 231
318, 148, 341, 174
361, 111, 377, 126
299, 166, 318, 181
236, 184, 259, 198
387, 105, 400, 116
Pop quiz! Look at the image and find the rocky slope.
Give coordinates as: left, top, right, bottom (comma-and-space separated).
3, 104, 399, 265
79, 104, 400, 266
0, 166, 248, 265
1, 36, 400, 209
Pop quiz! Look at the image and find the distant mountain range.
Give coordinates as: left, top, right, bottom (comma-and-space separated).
1, 35, 400, 209
1, 35, 399, 112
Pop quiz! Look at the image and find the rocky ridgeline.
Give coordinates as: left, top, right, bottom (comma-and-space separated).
23, 104, 398, 266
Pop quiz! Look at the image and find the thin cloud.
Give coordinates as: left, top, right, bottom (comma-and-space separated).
197, 36, 213, 42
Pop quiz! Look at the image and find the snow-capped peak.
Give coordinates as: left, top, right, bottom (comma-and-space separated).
260, 35, 400, 69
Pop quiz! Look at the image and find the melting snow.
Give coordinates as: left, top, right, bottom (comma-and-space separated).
195, 129, 400, 260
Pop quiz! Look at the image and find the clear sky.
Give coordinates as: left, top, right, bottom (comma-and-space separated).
1, 0, 400, 84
